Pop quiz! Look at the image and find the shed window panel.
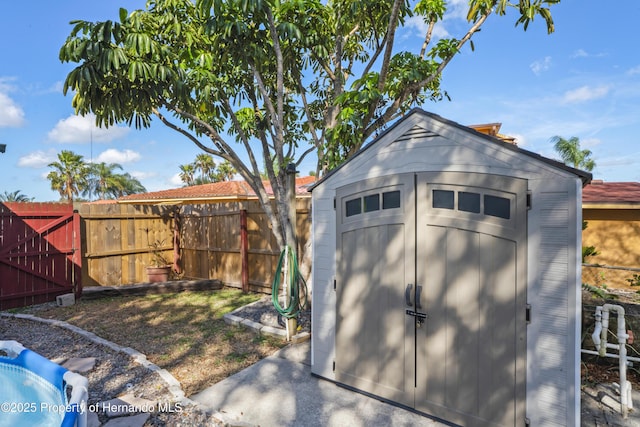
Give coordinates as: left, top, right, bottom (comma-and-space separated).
382, 191, 401, 210
345, 198, 362, 217
364, 194, 380, 212
484, 195, 511, 219
433, 190, 454, 210
458, 192, 480, 214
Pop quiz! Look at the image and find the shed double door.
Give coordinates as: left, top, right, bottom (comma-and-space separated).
335, 172, 527, 427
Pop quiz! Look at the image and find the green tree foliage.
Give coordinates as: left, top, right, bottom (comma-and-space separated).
0, 190, 33, 202
215, 160, 237, 181
112, 172, 146, 196
47, 150, 90, 202
47, 151, 145, 201
581, 220, 599, 263
86, 162, 146, 199
179, 155, 238, 185
60, 0, 558, 249
179, 163, 197, 186
193, 153, 216, 182
550, 135, 596, 172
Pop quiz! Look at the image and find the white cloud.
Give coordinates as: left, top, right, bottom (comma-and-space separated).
404, 0, 469, 40
130, 171, 155, 181
581, 137, 602, 149
405, 16, 450, 40
530, 56, 552, 75
0, 79, 26, 127
406, 16, 429, 35
17, 149, 57, 168
35, 81, 64, 96
169, 173, 183, 186
628, 65, 640, 76
570, 49, 606, 59
48, 114, 130, 143
571, 49, 588, 58
508, 133, 527, 146
94, 148, 141, 164
561, 85, 610, 104
445, 0, 471, 20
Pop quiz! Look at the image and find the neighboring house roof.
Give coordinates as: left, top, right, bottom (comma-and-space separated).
583, 180, 640, 208
468, 122, 517, 144
116, 176, 317, 204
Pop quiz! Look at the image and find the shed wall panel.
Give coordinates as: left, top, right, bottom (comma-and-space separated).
311, 111, 583, 426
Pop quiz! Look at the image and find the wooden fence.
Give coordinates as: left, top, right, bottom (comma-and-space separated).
80, 199, 311, 293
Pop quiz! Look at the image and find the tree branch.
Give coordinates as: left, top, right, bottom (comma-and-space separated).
377, 0, 404, 92
419, 21, 436, 59
363, 10, 492, 142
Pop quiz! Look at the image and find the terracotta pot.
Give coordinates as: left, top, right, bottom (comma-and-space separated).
146, 266, 171, 283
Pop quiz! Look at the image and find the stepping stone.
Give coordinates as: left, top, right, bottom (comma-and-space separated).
62, 357, 96, 373
102, 393, 156, 417
102, 413, 150, 427
87, 411, 101, 427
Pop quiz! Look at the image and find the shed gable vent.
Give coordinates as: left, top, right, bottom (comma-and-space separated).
395, 125, 438, 142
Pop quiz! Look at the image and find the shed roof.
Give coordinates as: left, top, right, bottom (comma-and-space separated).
583, 180, 640, 207
117, 176, 316, 204
310, 109, 592, 191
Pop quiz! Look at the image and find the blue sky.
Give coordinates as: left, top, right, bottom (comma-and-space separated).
0, 0, 638, 201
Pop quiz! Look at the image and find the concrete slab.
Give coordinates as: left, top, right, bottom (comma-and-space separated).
582, 383, 640, 426
191, 342, 446, 427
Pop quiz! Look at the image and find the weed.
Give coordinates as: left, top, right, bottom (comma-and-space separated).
627, 274, 640, 287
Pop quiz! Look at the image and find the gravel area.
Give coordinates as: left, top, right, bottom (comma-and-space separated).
0, 314, 221, 426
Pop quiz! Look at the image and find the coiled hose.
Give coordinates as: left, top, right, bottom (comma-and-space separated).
271, 246, 307, 319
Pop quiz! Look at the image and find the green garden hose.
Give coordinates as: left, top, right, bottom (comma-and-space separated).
271, 246, 308, 319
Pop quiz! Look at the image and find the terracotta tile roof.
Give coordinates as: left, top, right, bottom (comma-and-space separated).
583, 181, 640, 204
117, 176, 317, 203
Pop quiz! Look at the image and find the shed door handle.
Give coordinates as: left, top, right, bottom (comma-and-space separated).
416, 285, 423, 310
405, 284, 413, 307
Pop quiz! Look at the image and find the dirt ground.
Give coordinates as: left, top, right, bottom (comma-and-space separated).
16, 288, 287, 396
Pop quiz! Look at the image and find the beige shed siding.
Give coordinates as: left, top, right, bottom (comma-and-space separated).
311, 191, 338, 376
526, 185, 581, 427
311, 111, 583, 426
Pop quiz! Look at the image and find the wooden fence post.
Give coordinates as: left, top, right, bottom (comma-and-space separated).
240, 209, 249, 293
72, 209, 82, 298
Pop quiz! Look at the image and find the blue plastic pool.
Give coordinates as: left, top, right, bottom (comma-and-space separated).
0, 340, 88, 427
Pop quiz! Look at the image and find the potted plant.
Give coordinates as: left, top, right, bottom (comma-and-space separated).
146, 240, 172, 283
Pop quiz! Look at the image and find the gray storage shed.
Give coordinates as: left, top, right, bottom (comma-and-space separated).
310, 109, 591, 426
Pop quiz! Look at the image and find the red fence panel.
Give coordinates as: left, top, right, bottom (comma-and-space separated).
0, 203, 81, 309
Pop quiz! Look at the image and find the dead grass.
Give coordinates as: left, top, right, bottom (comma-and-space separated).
22, 288, 287, 396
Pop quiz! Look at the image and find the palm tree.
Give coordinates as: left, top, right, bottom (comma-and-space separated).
110, 173, 146, 198
216, 160, 237, 181
47, 150, 90, 201
0, 190, 32, 202
86, 162, 124, 200
550, 136, 596, 172
179, 163, 196, 186
193, 154, 216, 182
